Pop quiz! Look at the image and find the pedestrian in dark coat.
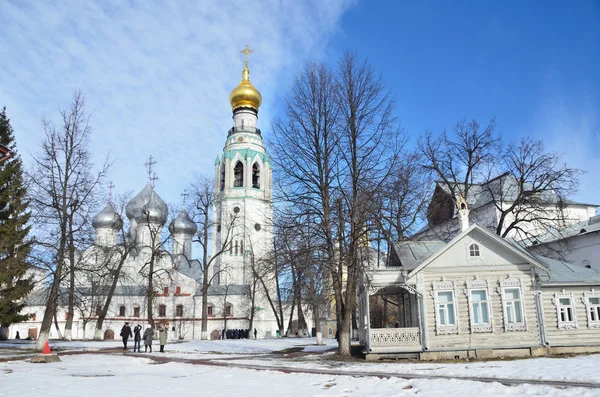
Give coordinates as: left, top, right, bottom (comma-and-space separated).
120, 322, 133, 350
254, 328, 257, 339
143, 325, 153, 352
133, 325, 142, 352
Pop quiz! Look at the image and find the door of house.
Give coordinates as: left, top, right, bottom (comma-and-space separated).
28, 328, 38, 340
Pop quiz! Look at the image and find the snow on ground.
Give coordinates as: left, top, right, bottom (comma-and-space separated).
3, 338, 600, 395
0, 354, 595, 397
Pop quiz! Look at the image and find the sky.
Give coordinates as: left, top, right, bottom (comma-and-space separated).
1, 0, 599, 212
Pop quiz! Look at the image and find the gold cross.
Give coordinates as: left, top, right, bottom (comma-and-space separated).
240, 45, 253, 65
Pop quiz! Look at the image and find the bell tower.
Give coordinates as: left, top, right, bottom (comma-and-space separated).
212, 46, 273, 286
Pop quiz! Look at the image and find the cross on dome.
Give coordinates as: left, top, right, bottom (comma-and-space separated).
150, 172, 158, 188
181, 190, 189, 208
144, 155, 157, 181
240, 45, 253, 66
108, 181, 115, 202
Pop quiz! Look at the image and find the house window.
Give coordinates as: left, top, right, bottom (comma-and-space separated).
176, 304, 184, 317
558, 297, 574, 323
226, 303, 233, 317
207, 305, 214, 317
163, 287, 169, 295
504, 288, 523, 324
583, 291, 600, 328
552, 290, 577, 329
65, 312, 69, 320
436, 291, 456, 326
119, 305, 125, 317
470, 290, 490, 325
233, 162, 244, 187
176, 286, 181, 295
469, 243, 480, 257
133, 306, 140, 317
252, 162, 260, 188
158, 304, 166, 317
30, 313, 36, 321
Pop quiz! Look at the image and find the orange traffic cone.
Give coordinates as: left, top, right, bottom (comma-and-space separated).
42, 340, 52, 355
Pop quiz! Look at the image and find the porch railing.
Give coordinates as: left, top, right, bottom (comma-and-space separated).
370, 327, 420, 347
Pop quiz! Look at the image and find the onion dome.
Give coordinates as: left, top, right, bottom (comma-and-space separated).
126, 182, 168, 225
92, 203, 123, 230
169, 210, 197, 235
229, 64, 262, 111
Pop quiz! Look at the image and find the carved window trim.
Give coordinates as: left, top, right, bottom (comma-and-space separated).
430, 278, 459, 335
582, 289, 600, 329
465, 278, 493, 333
497, 275, 527, 332
552, 289, 578, 330
465, 240, 483, 262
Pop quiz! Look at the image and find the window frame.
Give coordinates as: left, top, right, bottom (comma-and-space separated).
225, 303, 233, 317
466, 278, 493, 333
118, 305, 126, 317
207, 304, 214, 317
583, 290, 600, 328
133, 305, 140, 317
498, 275, 527, 331
552, 289, 578, 329
158, 304, 167, 317
175, 304, 184, 317
430, 278, 459, 335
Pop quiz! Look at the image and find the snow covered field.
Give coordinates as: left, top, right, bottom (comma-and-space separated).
1, 338, 600, 396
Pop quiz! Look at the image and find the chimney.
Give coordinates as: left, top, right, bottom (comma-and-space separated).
457, 196, 470, 232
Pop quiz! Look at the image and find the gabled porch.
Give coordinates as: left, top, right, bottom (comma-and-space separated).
358, 269, 425, 357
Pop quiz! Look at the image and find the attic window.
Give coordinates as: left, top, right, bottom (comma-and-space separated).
580, 229, 587, 234
469, 243, 480, 257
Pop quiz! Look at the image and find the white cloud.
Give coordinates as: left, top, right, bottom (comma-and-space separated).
0, 0, 352, 208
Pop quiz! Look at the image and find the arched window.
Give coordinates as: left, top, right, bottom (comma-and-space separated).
220, 164, 225, 191
226, 303, 233, 317
469, 243, 480, 257
175, 304, 184, 317
234, 240, 238, 255
252, 162, 260, 188
240, 240, 244, 255
233, 162, 244, 187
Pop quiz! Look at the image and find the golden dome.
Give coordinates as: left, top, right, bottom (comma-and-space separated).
229, 64, 262, 111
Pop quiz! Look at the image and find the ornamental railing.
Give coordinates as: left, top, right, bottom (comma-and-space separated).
370, 327, 420, 347
228, 126, 262, 136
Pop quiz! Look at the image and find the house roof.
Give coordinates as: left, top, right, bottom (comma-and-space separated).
532, 215, 600, 245
535, 256, 600, 284
392, 240, 446, 270
407, 223, 549, 277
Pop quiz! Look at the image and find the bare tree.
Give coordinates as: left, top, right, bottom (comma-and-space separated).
28, 91, 108, 350
188, 175, 238, 340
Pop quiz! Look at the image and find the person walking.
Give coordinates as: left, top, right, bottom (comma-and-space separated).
143, 324, 153, 353
120, 322, 132, 350
254, 328, 257, 340
159, 324, 167, 353
133, 324, 142, 353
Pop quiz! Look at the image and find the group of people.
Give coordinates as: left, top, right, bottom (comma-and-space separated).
120, 322, 168, 353
221, 328, 257, 340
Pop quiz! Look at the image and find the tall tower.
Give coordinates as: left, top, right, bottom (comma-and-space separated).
212, 46, 273, 286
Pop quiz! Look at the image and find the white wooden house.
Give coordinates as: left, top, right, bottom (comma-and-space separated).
358, 209, 600, 360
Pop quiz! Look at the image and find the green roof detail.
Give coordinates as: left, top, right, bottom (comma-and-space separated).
214, 155, 221, 165
223, 148, 268, 163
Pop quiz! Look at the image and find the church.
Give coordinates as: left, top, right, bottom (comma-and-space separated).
10, 48, 279, 341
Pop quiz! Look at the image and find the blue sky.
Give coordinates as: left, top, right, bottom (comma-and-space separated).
1, 0, 599, 211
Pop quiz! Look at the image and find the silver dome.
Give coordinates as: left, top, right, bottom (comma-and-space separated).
92, 203, 123, 230
126, 182, 168, 225
169, 210, 197, 235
